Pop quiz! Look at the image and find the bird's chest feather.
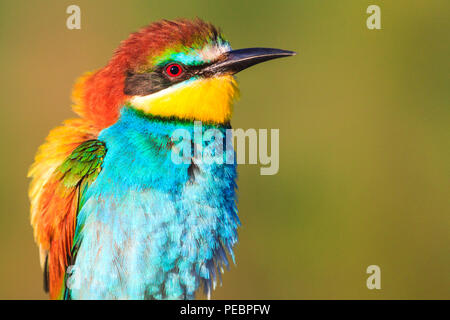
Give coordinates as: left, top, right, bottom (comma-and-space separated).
67, 108, 239, 300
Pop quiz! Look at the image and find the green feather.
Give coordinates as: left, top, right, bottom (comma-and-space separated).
59, 140, 106, 188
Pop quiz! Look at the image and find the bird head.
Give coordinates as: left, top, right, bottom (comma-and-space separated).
73, 18, 295, 129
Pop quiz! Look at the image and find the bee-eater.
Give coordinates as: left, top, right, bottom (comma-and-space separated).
29, 18, 294, 300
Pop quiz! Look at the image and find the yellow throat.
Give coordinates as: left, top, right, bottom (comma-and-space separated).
129, 75, 239, 124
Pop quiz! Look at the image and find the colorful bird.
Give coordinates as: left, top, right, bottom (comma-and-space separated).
28, 18, 294, 299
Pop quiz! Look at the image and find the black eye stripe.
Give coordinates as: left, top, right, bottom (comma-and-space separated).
123, 62, 214, 96
161, 62, 209, 76
124, 72, 171, 96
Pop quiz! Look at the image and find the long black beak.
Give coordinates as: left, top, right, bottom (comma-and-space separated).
201, 48, 296, 76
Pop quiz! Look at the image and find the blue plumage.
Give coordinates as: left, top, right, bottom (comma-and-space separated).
67, 107, 239, 299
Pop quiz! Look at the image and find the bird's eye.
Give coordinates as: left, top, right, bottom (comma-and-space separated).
165, 63, 183, 77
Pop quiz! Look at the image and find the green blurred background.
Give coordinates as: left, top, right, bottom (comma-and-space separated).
0, 0, 448, 299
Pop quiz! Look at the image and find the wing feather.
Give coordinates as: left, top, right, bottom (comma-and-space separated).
29, 123, 105, 299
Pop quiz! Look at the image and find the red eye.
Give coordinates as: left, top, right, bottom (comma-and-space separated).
165, 63, 183, 77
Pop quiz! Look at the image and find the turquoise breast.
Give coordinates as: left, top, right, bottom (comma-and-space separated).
66, 107, 239, 299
